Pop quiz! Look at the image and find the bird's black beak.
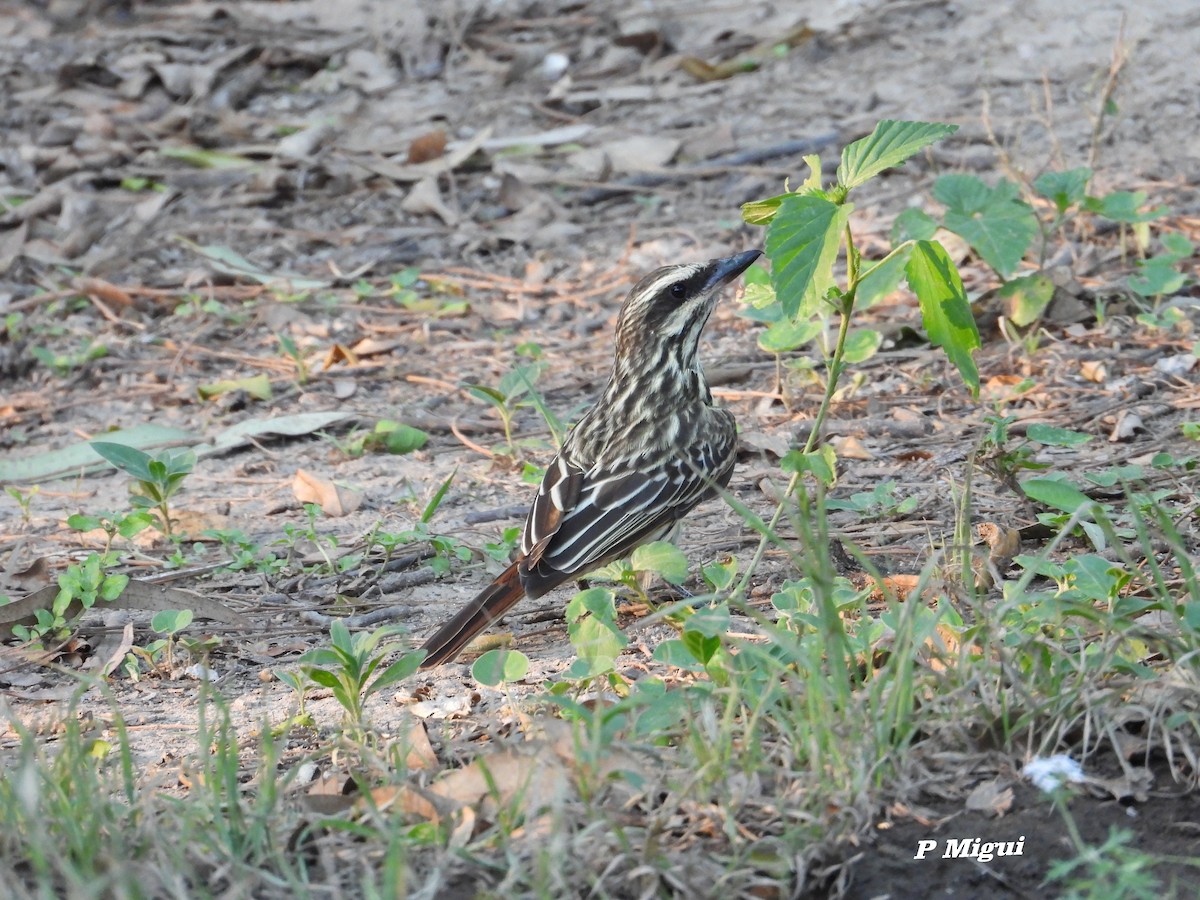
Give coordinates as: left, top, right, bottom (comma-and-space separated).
704, 249, 762, 293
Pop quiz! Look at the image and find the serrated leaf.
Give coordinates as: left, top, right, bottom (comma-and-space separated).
1033, 167, 1091, 213
1021, 477, 1094, 514
891, 208, 939, 243
765, 194, 850, 318
471, 649, 530, 686
837, 120, 958, 191
1026, 424, 1092, 447
934, 175, 1038, 278
757, 317, 822, 353
998, 273, 1055, 327
905, 239, 980, 396
631, 541, 689, 585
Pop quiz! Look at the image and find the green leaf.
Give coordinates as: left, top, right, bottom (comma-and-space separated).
466, 385, 506, 408
1021, 477, 1094, 514
905, 239, 980, 396
90, 442, 155, 481
740, 281, 778, 312
161, 145, 255, 169
856, 243, 914, 307
304, 668, 341, 690
377, 422, 429, 454
67, 514, 103, 532
836, 120, 958, 191
842, 329, 882, 364
652, 639, 704, 671
366, 650, 425, 695
197, 374, 273, 402
99, 574, 128, 602
329, 618, 354, 655
741, 193, 787, 226
757, 317, 822, 353
998, 274, 1055, 327
765, 194, 851, 318
681, 629, 720, 665
799, 154, 824, 192
1026, 424, 1092, 447
685, 604, 730, 638
701, 557, 738, 591
151, 609, 193, 634
631, 541, 689, 585
780, 446, 837, 486
1129, 260, 1187, 299
1033, 167, 1091, 213
471, 649, 530, 686
421, 469, 456, 524
1084, 191, 1169, 224
566, 587, 618, 625
934, 175, 1038, 278
1160, 232, 1194, 260
891, 208, 939, 243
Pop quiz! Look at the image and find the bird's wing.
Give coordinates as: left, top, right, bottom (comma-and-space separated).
534, 444, 727, 581
521, 452, 585, 561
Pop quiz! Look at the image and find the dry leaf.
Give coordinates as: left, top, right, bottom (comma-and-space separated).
292, 469, 364, 517
1080, 359, 1108, 383
404, 720, 438, 771
831, 434, 873, 460
965, 779, 1014, 817
407, 129, 447, 164
401, 177, 458, 225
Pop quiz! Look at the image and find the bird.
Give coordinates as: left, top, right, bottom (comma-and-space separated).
419, 248, 762, 667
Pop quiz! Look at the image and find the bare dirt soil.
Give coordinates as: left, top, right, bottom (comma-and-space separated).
2, 0, 1199, 896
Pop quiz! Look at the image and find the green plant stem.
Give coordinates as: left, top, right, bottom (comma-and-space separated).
735, 237, 860, 598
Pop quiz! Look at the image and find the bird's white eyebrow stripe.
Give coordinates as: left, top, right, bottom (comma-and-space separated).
640, 265, 703, 298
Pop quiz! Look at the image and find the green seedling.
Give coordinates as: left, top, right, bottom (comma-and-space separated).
5, 485, 39, 525
737, 120, 978, 591
12, 552, 128, 644
31, 340, 107, 376
67, 510, 156, 556
134, 609, 195, 674
330, 420, 429, 458
90, 442, 196, 538
276, 333, 310, 385
826, 480, 918, 519
467, 361, 563, 459
296, 619, 424, 733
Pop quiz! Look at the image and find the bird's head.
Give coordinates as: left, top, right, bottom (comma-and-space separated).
614, 249, 762, 364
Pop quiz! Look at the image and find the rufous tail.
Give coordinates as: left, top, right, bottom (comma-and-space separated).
419, 560, 526, 668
